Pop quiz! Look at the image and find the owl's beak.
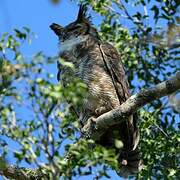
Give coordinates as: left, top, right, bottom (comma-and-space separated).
50, 23, 64, 36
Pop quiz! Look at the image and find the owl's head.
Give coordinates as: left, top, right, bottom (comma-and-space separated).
50, 5, 99, 42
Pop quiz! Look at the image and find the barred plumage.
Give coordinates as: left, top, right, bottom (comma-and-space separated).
50, 5, 143, 178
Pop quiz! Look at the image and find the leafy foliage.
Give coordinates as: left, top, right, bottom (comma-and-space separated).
0, 0, 179, 179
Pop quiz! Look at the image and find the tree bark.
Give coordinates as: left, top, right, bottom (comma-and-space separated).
0, 165, 48, 180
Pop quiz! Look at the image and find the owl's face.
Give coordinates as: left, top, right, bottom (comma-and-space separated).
50, 5, 98, 42
50, 21, 89, 42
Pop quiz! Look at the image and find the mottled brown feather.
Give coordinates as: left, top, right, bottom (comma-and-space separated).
50, 5, 143, 177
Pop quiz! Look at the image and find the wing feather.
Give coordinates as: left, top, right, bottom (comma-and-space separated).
99, 42, 139, 151
99, 43, 130, 105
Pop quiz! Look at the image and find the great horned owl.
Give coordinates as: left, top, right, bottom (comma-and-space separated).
50, 5, 143, 178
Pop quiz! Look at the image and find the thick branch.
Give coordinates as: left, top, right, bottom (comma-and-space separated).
0, 165, 48, 180
82, 72, 180, 140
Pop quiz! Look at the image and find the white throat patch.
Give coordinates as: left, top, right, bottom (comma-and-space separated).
60, 36, 88, 53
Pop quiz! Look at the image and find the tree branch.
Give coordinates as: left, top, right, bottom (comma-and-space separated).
81, 72, 180, 140
0, 165, 48, 180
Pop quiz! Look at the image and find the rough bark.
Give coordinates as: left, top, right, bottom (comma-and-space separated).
0, 165, 48, 180
0, 72, 180, 179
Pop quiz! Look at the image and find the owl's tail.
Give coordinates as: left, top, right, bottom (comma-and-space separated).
117, 114, 143, 178
117, 149, 143, 178
95, 113, 143, 178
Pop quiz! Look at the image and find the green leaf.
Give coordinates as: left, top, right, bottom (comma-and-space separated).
114, 139, 123, 149
14, 29, 27, 39
151, 5, 159, 20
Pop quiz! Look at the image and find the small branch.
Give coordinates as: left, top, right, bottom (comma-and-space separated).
82, 72, 180, 140
114, 0, 139, 23
0, 165, 48, 180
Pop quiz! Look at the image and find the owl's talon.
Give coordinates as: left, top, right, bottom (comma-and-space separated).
95, 107, 107, 116
89, 117, 96, 128
89, 117, 96, 122
81, 117, 97, 138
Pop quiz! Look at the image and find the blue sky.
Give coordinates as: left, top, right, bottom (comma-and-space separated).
0, 0, 77, 55
0, 0, 122, 179
0, 0, 102, 56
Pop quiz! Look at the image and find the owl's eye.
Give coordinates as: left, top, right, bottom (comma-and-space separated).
68, 24, 82, 31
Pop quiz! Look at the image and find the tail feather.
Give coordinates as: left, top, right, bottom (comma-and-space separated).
118, 149, 143, 178
94, 113, 143, 178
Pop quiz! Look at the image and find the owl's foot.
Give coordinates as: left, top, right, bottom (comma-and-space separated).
81, 117, 96, 139
95, 107, 107, 116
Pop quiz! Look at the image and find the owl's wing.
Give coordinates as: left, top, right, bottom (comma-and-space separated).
57, 61, 80, 119
99, 42, 139, 151
99, 43, 130, 105
97, 43, 143, 176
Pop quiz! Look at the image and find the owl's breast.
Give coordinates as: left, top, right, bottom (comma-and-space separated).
59, 38, 119, 117
77, 54, 119, 111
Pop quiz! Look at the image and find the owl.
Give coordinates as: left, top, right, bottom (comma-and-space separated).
50, 5, 143, 178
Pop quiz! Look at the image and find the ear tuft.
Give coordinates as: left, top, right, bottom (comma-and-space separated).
50, 23, 63, 36
77, 4, 91, 23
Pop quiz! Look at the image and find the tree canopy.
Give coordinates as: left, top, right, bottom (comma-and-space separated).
0, 0, 179, 179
